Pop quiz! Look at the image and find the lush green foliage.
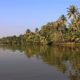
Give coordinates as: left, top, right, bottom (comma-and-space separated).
0, 5, 80, 45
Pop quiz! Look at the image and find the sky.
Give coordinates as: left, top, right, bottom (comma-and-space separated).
0, 0, 80, 37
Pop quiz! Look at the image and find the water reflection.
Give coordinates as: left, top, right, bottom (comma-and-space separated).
0, 45, 80, 80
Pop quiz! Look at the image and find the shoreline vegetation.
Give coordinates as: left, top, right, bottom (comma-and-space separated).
0, 5, 80, 46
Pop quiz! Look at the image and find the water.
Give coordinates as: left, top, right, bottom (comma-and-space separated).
0, 45, 80, 80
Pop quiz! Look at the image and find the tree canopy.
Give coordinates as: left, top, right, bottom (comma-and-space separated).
0, 5, 80, 45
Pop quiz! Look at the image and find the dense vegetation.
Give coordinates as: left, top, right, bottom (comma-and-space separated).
0, 5, 80, 45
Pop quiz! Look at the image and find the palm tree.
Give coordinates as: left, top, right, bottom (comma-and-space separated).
67, 5, 78, 20
59, 15, 67, 30
67, 5, 79, 31
59, 15, 67, 23
56, 15, 67, 42
26, 29, 31, 33
35, 28, 39, 33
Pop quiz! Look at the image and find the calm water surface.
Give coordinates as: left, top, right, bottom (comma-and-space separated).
0, 45, 80, 80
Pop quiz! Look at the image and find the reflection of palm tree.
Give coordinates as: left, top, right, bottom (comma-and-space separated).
70, 74, 77, 80
1, 44, 80, 79
64, 60, 79, 80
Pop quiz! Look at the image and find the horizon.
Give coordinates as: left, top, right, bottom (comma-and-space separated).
0, 0, 80, 38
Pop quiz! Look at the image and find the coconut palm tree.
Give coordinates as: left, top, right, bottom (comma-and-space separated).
59, 15, 67, 23
26, 29, 31, 33
67, 5, 78, 20
67, 5, 79, 31
35, 28, 39, 33
59, 15, 67, 30
56, 15, 67, 42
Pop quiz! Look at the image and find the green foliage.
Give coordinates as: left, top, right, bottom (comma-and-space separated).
0, 5, 80, 45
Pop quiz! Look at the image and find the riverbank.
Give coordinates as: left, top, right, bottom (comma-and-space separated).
54, 42, 80, 47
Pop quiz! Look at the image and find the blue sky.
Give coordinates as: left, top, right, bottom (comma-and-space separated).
0, 0, 80, 37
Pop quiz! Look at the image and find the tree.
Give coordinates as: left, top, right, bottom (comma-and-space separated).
77, 13, 80, 29
26, 29, 31, 33
55, 15, 67, 42
67, 5, 78, 20
58, 15, 67, 30
35, 28, 39, 33
67, 5, 79, 31
59, 15, 67, 24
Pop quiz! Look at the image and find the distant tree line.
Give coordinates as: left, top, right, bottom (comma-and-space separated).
0, 5, 80, 45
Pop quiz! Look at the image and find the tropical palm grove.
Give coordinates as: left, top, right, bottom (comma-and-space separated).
0, 5, 80, 45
